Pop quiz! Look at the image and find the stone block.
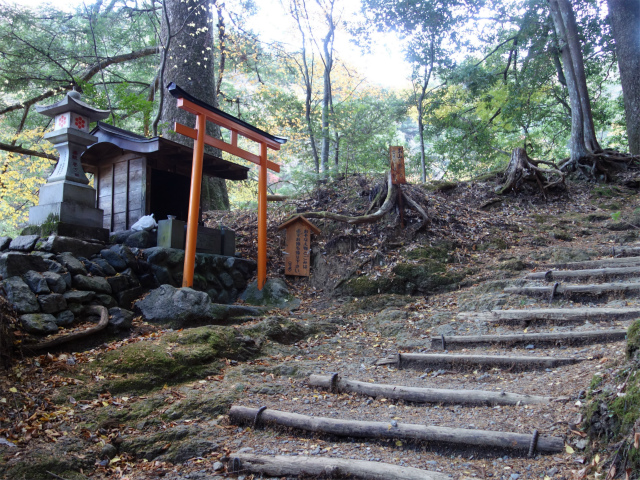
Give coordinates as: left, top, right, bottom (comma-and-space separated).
38, 293, 67, 314
42, 271, 67, 294
9, 235, 40, 251
0, 237, 11, 251
91, 258, 116, 276
2, 276, 39, 314
23, 270, 51, 294
107, 275, 130, 294
96, 294, 118, 309
125, 230, 154, 249
29, 199, 104, 229
38, 235, 103, 258
63, 290, 95, 303
108, 307, 134, 332
55, 310, 75, 326
100, 248, 127, 271
73, 275, 112, 294
20, 313, 58, 335
55, 252, 87, 275
0, 252, 48, 278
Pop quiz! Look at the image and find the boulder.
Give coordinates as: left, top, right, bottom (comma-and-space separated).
73, 275, 112, 294
42, 271, 67, 294
22, 270, 51, 294
55, 252, 87, 275
20, 313, 58, 335
0, 252, 48, 278
9, 235, 40, 251
135, 284, 264, 328
38, 293, 67, 314
1, 276, 39, 314
240, 278, 300, 310
96, 294, 118, 309
106, 275, 130, 294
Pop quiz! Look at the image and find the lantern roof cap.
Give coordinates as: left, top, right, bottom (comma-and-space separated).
35, 90, 111, 121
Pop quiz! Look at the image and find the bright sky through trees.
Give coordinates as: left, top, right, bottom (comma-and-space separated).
5, 0, 412, 89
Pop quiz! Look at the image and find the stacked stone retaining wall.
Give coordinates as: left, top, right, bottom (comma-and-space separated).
0, 234, 256, 336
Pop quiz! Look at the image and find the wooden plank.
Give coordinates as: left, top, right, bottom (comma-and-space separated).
227, 453, 451, 480
457, 307, 640, 324
113, 194, 128, 213
431, 330, 628, 349
526, 266, 640, 281
228, 406, 565, 453
375, 353, 581, 369
308, 374, 552, 406
610, 247, 640, 257
112, 212, 126, 232
390, 146, 406, 185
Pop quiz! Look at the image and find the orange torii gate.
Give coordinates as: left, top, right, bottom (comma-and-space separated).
167, 83, 286, 290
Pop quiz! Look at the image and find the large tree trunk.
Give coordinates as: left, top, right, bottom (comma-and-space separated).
159, 0, 229, 211
607, 0, 640, 155
548, 0, 598, 162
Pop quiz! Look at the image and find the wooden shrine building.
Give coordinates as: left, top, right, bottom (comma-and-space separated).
81, 122, 249, 232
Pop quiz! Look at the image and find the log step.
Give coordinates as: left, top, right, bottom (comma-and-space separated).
431, 330, 627, 349
229, 406, 565, 454
526, 266, 640, 281
504, 282, 640, 298
227, 453, 451, 480
308, 374, 553, 406
544, 256, 640, 270
609, 246, 640, 258
457, 307, 640, 324
375, 353, 582, 370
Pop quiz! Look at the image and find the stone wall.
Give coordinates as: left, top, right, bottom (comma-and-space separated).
0, 234, 256, 336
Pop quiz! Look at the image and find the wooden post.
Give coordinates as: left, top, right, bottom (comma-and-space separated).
182, 112, 206, 288
258, 142, 268, 289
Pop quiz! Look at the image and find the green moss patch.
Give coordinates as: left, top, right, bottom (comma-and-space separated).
93, 326, 260, 393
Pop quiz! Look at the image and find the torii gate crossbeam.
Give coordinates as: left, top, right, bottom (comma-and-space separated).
167, 83, 286, 290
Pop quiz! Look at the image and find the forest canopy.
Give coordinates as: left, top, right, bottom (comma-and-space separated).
0, 0, 634, 235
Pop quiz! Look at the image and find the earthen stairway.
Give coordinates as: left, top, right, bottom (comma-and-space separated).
221, 253, 640, 479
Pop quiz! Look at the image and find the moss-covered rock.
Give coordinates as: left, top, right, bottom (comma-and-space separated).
392, 261, 464, 293
94, 325, 260, 393
626, 320, 640, 360
2, 439, 93, 480
404, 243, 453, 263
242, 317, 335, 345
341, 276, 403, 297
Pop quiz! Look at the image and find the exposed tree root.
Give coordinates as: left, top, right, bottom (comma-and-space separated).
559, 149, 640, 182
496, 148, 565, 195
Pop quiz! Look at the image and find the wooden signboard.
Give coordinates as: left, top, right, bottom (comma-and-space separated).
278, 215, 321, 277
389, 146, 406, 185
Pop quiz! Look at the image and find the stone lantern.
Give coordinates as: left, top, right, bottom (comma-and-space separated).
29, 90, 110, 239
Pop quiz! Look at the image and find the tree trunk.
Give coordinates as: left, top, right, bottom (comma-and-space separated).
556, 0, 601, 153
607, 0, 640, 154
548, 0, 590, 162
159, 0, 229, 211
320, 15, 335, 176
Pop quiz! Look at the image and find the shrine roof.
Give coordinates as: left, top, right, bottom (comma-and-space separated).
82, 122, 249, 181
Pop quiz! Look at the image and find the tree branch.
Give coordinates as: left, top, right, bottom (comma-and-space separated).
0, 141, 57, 160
